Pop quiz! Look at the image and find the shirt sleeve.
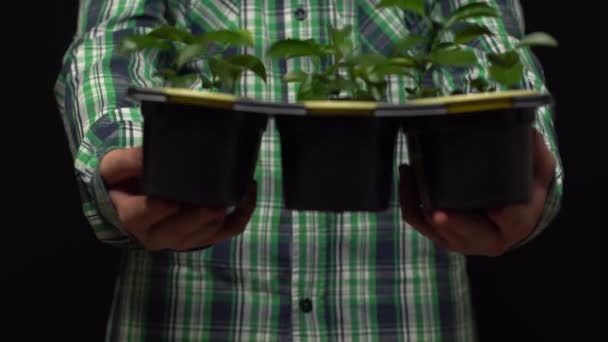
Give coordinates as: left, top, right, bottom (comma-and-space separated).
54, 0, 170, 248
438, 0, 564, 247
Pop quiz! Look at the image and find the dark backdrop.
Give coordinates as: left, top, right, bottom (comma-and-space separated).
5, 2, 603, 341
467, 4, 604, 341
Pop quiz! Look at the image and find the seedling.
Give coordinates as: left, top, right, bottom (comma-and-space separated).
376, 0, 558, 97
119, 26, 267, 93
267, 25, 414, 101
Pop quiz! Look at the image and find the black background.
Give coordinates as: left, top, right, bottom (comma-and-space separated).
5, 1, 604, 341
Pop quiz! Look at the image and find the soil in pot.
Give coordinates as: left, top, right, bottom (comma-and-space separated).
141, 101, 268, 206
276, 115, 400, 211
404, 108, 535, 211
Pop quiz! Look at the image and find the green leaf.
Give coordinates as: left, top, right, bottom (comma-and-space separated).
194, 29, 254, 47
454, 24, 493, 44
445, 2, 500, 28
433, 42, 457, 51
328, 25, 354, 60
394, 35, 427, 54
296, 74, 315, 101
490, 62, 524, 86
318, 45, 336, 55
373, 64, 415, 79
352, 53, 387, 68
312, 76, 334, 99
388, 56, 417, 68
283, 70, 309, 83
375, 0, 425, 17
226, 55, 267, 83
267, 39, 323, 59
351, 54, 393, 85
340, 41, 354, 60
117, 35, 171, 55
517, 32, 559, 48
292, 75, 327, 100
167, 73, 199, 88
209, 57, 242, 92
148, 25, 195, 43
176, 43, 208, 69
329, 25, 352, 46
487, 50, 520, 67
429, 46, 477, 66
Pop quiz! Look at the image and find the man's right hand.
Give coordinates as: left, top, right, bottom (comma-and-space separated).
99, 147, 257, 251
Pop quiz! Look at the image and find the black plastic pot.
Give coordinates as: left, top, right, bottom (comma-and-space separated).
140, 101, 267, 206
276, 115, 400, 211
404, 108, 535, 210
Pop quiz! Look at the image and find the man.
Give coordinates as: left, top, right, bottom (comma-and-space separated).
55, 0, 563, 340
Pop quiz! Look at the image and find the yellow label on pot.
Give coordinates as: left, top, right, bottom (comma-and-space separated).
303, 101, 377, 116
408, 89, 541, 114
446, 99, 513, 114
162, 88, 237, 110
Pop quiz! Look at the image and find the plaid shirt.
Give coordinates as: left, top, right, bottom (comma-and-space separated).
54, 0, 563, 340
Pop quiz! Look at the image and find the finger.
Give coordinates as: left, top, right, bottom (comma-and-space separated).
108, 188, 180, 235
99, 147, 144, 186
487, 179, 547, 247
398, 165, 446, 245
431, 210, 507, 256
532, 129, 557, 188
206, 181, 258, 245
145, 206, 227, 251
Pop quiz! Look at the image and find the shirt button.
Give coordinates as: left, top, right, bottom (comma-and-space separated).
294, 7, 307, 21
299, 298, 313, 313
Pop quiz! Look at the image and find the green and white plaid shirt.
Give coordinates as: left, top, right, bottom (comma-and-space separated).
55, 0, 563, 340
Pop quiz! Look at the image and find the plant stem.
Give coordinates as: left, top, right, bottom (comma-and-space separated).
312, 56, 321, 74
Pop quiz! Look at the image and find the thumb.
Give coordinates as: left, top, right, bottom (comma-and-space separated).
99, 147, 143, 186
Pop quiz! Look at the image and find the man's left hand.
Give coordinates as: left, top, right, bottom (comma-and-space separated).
398, 129, 556, 256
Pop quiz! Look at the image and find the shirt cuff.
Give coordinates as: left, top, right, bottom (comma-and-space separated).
511, 169, 563, 251
75, 107, 145, 248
